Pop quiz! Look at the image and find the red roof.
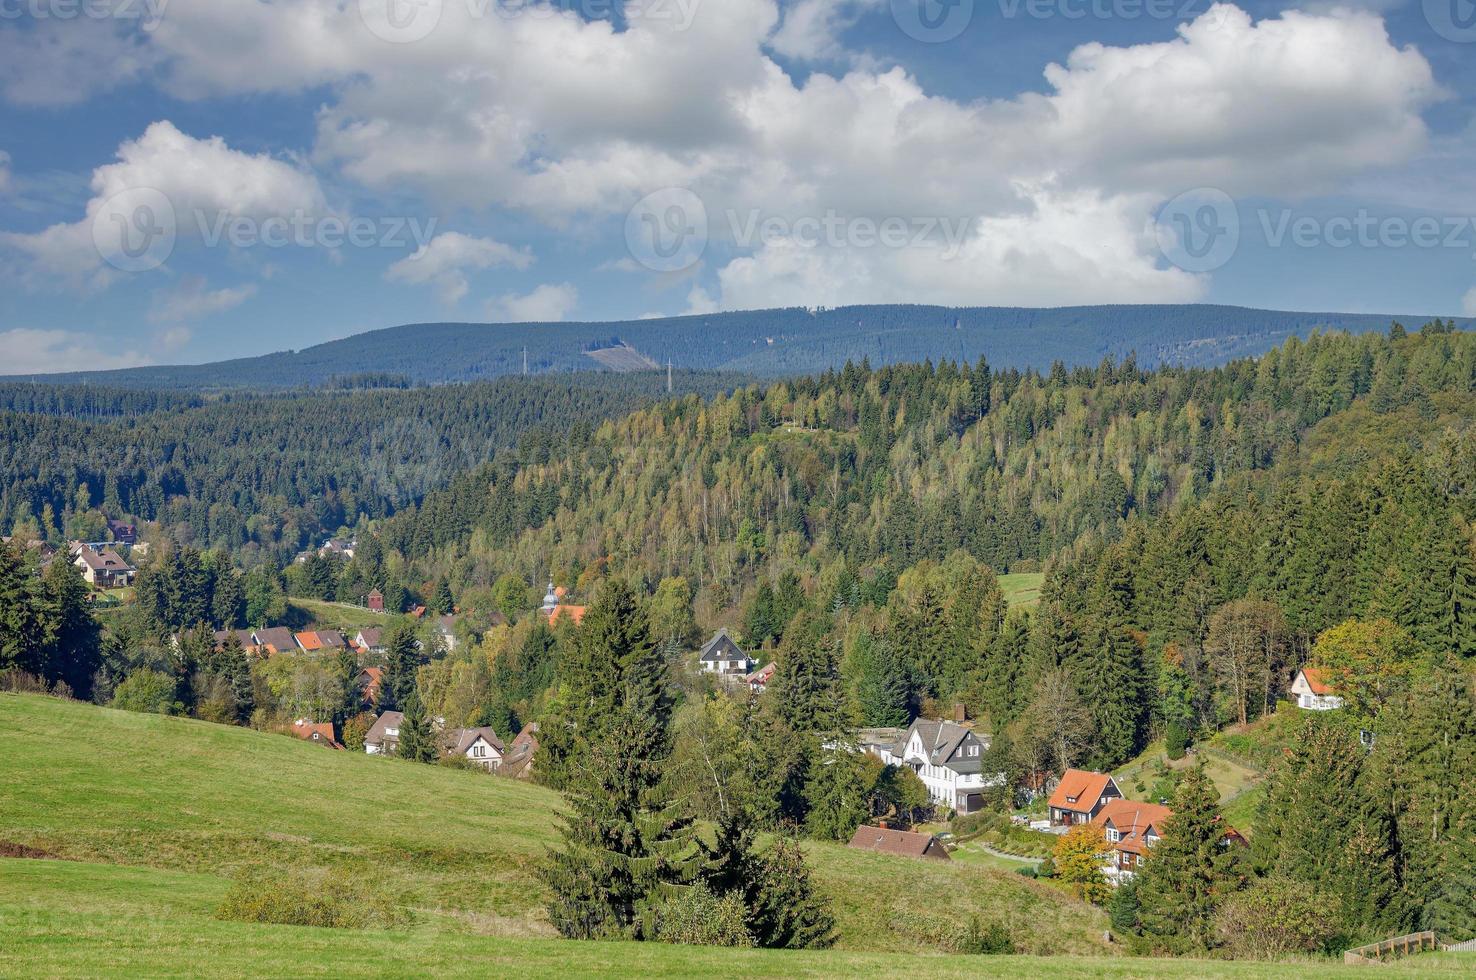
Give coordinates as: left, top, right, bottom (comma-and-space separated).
1092, 799, 1174, 856
548, 605, 587, 626
1300, 667, 1336, 696
1048, 769, 1119, 815
295, 631, 324, 651
290, 721, 344, 750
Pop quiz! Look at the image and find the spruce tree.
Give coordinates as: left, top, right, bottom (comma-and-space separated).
396, 692, 437, 763
541, 580, 699, 940
1136, 763, 1235, 951
39, 558, 99, 698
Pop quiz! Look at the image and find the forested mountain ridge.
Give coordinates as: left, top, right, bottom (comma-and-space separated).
377, 323, 1475, 600
7, 305, 1467, 390
0, 371, 747, 559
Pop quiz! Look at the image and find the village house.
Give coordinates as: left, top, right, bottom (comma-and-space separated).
71, 543, 136, 588
746, 661, 776, 693
698, 628, 753, 676
1047, 769, 1124, 827
291, 720, 344, 750
364, 711, 404, 755
106, 519, 137, 545
1291, 667, 1344, 711
877, 719, 998, 815
355, 667, 384, 709
499, 722, 540, 780
1092, 799, 1173, 877
354, 628, 386, 655
294, 630, 348, 653
847, 826, 951, 861
435, 615, 460, 652
212, 629, 259, 653
252, 627, 298, 657
447, 726, 504, 771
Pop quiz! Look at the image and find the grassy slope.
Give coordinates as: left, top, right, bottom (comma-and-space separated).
7, 860, 1463, 979
0, 693, 1107, 955
1111, 711, 1305, 837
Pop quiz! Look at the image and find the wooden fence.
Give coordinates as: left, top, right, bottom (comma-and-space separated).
1343, 931, 1438, 963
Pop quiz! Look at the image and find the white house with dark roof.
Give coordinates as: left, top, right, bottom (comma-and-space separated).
698, 628, 753, 676
71, 543, 135, 588
447, 726, 504, 770
880, 719, 998, 815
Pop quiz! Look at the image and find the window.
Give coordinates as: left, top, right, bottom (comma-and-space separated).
1106, 828, 1119, 842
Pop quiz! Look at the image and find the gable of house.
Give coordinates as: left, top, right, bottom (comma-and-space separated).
1048, 769, 1122, 816
699, 629, 749, 664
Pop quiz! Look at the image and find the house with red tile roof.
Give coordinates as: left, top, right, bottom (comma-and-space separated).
291, 720, 344, 750
1092, 799, 1173, 875
547, 604, 587, 627
1047, 769, 1124, 827
1291, 667, 1344, 711
847, 826, 950, 861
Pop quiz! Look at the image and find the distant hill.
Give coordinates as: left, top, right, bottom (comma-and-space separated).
7, 304, 1464, 390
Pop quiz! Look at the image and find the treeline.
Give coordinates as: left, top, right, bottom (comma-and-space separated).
0, 371, 746, 562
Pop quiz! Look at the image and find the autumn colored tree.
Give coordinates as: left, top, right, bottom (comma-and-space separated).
1053, 824, 1110, 904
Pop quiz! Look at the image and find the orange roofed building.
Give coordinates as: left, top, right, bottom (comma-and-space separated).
1047, 769, 1124, 827
1092, 798, 1173, 875
1291, 667, 1345, 711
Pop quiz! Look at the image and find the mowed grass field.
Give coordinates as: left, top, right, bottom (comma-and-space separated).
6, 860, 1464, 979
4, 694, 1467, 977
0, 693, 1108, 956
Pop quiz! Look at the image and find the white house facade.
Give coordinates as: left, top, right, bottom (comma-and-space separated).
1291, 668, 1344, 711
880, 719, 998, 815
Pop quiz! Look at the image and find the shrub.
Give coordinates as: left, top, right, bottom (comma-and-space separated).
1214, 876, 1338, 958
652, 885, 754, 947
111, 670, 182, 715
1014, 865, 1037, 879
954, 916, 1016, 955
215, 868, 410, 930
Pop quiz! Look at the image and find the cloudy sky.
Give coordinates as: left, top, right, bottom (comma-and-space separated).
1, 0, 1474, 372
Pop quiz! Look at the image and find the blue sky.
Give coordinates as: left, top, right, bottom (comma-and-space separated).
0, 0, 1473, 372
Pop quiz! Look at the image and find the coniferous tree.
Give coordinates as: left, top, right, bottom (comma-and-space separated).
541, 580, 699, 940
396, 692, 438, 763
39, 558, 99, 698
698, 808, 835, 949
851, 633, 912, 727
1136, 763, 1238, 951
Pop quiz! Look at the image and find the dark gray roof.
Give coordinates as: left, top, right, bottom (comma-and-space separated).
448, 726, 505, 755
252, 627, 297, 650
699, 628, 748, 663
900, 719, 988, 775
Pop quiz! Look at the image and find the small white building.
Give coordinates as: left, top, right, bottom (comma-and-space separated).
698, 628, 753, 676
879, 719, 999, 815
448, 726, 504, 771
1291, 667, 1344, 711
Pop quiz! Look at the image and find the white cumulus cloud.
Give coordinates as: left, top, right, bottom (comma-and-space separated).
0, 328, 152, 375
149, 276, 257, 324
386, 232, 534, 306
487, 283, 580, 323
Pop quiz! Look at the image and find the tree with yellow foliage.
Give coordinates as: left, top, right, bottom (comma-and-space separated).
1053, 823, 1111, 904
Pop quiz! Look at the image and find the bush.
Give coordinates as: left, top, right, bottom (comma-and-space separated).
652, 885, 754, 947
1214, 876, 1339, 958
111, 670, 182, 715
215, 867, 409, 930
1014, 865, 1037, 879
954, 916, 1016, 955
